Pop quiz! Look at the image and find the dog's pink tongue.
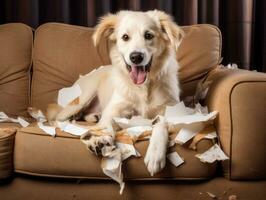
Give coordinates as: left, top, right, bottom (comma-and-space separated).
129, 66, 146, 84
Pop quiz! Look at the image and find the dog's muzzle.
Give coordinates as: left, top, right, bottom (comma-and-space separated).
126, 58, 152, 85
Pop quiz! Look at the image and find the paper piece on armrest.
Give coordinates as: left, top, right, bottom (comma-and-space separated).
116, 142, 140, 161
57, 122, 89, 136
28, 107, 46, 122
174, 122, 204, 144
38, 122, 56, 137
195, 144, 229, 163
101, 149, 125, 195
113, 116, 152, 129
165, 101, 195, 118
58, 84, 81, 107
167, 152, 184, 167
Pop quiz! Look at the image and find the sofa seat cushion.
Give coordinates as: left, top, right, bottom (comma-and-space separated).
0, 123, 21, 179
14, 124, 217, 180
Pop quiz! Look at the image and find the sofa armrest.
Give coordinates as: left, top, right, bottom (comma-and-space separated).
205, 67, 266, 180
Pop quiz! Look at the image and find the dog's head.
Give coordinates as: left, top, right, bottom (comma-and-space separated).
93, 10, 183, 85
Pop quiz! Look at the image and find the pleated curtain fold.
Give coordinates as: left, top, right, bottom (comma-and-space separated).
0, 0, 265, 72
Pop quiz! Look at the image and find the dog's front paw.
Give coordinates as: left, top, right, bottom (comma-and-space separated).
82, 134, 114, 155
144, 142, 166, 176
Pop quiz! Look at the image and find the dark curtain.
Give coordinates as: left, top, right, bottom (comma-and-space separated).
0, 0, 265, 72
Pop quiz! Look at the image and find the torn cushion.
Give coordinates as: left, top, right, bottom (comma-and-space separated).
14, 123, 216, 180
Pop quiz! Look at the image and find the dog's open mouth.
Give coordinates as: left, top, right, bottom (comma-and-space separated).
126, 58, 152, 85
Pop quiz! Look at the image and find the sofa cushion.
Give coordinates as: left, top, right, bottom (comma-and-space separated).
31, 23, 221, 111
14, 125, 216, 180
0, 23, 32, 117
178, 24, 221, 83
0, 123, 20, 179
31, 23, 110, 111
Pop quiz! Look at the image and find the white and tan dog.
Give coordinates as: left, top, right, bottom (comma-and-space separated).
48, 10, 183, 175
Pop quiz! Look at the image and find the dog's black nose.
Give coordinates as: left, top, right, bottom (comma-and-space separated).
130, 52, 144, 65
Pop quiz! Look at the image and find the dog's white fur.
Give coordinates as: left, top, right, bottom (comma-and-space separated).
49, 10, 183, 176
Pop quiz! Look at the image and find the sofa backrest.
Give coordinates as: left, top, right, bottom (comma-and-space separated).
0, 23, 32, 117
31, 23, 221, 111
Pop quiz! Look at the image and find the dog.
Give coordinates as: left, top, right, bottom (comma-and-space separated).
47, 10, 183, 176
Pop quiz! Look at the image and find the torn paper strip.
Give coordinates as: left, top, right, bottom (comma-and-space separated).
116, 142, 140, 161
28, 107, 46, 122
165, 101, 195, 118
195, 103, 208, 114
38, 122, 56, 137
17, 117, 30, 127
174, 122, 204, 144
101, 149, 125, 195
167, 152, 184, 167
0, 112, 30, 127
0, 111, 9, 121
113, 116, 152, 129
166, 110, 218, 125
164, 101, 218, 125
195, 144, 229, 163
58, 84, 81, 107
125, 126, 152, 141
57, 121, 89, 136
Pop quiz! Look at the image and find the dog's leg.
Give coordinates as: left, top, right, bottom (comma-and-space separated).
84, 113, 101, 123
84, 101, 130, 155
144, 119, 168, 176
55, 104, 84, 121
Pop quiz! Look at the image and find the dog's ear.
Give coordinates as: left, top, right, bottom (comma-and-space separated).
92, 14, 117, 47
146, 10, 184, 50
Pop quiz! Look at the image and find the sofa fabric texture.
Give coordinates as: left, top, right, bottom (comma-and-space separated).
0, 23, 32, 117
206, 68, 266, 180
14, 125, 216, 180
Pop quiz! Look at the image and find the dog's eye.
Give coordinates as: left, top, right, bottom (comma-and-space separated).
144, 32, 154, 40
122, 34, 130, 41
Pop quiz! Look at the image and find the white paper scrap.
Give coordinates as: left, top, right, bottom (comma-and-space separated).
38, 122, 56, 137
113, 116, 152, 129
195, 103, 208, 114
165, 101, 195, 118
0, 111, 30, 127
204, 131, 217, 139
166, 111, 218, 125
17, 117, 30, 127
175, 122, 204, 144
101, 149, 125, 195
28, 108, 46, 122
195, 144, 229, 163
58, 84, 81, 107
60, 122, 89, 136
126, 126, 152, 138
116, 142, 140, 161
0, 111, 9, 120
167, 152, 184, 167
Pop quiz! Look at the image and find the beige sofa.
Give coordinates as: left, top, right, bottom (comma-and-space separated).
0, 23, 266, 200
